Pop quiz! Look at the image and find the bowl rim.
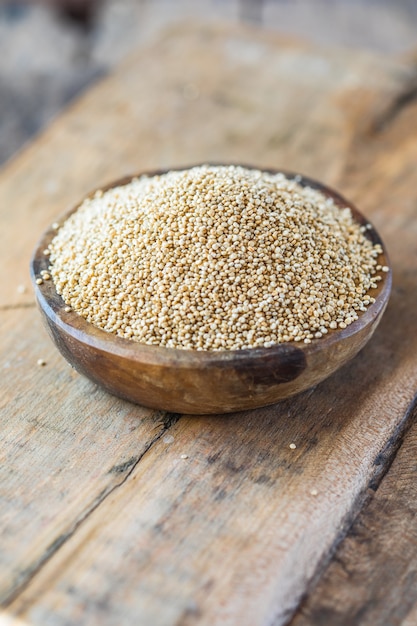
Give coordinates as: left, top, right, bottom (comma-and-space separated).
30, 164, 392, 369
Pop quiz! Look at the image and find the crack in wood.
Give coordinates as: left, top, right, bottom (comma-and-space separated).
368, 400, 417, 491
372, 72, 417, 133
283, 394, 417, 626
1, 411, 181, 609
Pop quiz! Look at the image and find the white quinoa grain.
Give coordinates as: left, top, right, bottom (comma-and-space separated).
289, 443, 297, 450
49, 165, 384, 351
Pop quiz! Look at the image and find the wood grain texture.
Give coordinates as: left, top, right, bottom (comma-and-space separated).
31, 169, 391, 413
290, 404, 417, 626
0, 309, 175, 603
0, 21, 417, 626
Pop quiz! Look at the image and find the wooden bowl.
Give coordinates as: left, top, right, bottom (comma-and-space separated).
31, 167, 391, 414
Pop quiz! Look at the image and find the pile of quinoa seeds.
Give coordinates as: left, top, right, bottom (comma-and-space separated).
48, 165, 387, 351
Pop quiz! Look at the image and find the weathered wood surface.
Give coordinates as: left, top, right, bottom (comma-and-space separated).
1, 22, 417, 626
290, 403, 417, 626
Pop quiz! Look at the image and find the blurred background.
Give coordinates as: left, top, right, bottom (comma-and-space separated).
1, 0, 417, 166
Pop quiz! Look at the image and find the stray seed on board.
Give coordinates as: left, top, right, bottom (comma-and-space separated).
310, 489, 318, 496
35, 278, 43, 285
37, 359, 46, 366
180, 454, 189, 459
17, 285, 26, 294
289, 443, 297, 450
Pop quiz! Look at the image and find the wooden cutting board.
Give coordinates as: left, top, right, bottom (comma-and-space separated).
1, 22, 417, 626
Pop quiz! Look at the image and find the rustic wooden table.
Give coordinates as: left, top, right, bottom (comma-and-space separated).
1, 22, 417, 626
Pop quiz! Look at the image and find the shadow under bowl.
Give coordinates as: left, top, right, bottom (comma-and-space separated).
31, 166, 392, 414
